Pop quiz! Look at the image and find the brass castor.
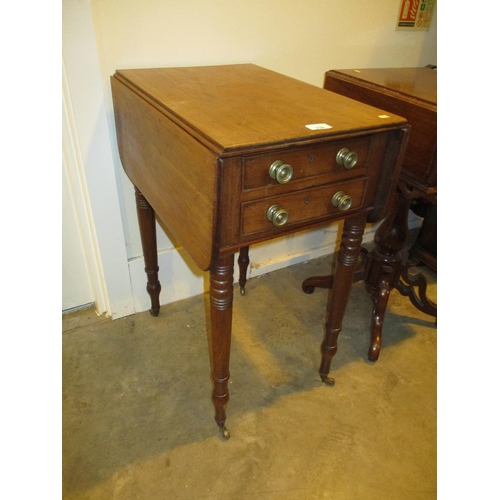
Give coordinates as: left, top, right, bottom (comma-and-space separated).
218, 424, 230, 440
320, 375, 335, 387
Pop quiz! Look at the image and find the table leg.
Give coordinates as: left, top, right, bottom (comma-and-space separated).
364, 179, 438, 360
409, 201, 437, 271
209, 252, 235, 439
367, 264, 393, 361
305, 182, 437, 362
134, 186, 161, 316
363, 188, 411, 360
395, 262, 437, 317
237, 246, 250, 296
302, 248, 368, 294
319, 215, 367, 385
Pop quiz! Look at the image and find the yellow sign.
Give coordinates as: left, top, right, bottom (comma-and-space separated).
396, 0, 435, 31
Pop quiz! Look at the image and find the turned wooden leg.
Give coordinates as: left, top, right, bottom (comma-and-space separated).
135, 187, 161, 316
209, 253, 235, 439
237, 246, 250, 296
320, 216, 367, 385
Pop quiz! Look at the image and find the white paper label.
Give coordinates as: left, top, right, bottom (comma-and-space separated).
305, 123, 332, 130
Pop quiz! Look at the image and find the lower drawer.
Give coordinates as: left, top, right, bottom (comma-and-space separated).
241, 177, 367, 237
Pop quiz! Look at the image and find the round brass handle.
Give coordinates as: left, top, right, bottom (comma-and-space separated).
331, 191, 352, 211
269, 160, 293, 184
267, 204, 289, 227
336, 148, 358, 169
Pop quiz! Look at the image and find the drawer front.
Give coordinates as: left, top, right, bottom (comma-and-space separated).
242, 137, 371, 192
241, 177, 367, 237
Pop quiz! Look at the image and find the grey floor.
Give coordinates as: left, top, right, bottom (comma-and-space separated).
63, 250, 437, 500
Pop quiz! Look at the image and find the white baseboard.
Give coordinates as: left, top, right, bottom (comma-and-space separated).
127, 215, 422, 315
128, 246, 206, 315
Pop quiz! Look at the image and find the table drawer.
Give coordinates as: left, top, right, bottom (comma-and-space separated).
241, 177, 367, 237
242, 136, 371, 192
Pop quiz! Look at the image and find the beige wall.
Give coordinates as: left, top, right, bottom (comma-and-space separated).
92, 0, 437, 88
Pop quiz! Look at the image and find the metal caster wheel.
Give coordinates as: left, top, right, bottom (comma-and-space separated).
320, 375, 335, 387
218, 425, 231, 440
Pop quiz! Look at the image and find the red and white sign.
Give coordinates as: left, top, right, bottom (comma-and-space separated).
396, 0, 435, 31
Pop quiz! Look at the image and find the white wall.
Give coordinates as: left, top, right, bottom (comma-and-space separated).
63, 0, 135, 318
63, 0, 437, 318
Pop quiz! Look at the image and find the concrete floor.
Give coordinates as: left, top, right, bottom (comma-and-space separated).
63, 252, 437, 500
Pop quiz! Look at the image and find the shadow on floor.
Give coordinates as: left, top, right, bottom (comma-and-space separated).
63, 254, 437, 499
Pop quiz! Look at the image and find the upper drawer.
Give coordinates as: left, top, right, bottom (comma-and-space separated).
242, 136, 371, 192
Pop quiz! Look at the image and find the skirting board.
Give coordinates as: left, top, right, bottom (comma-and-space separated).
127, 216, 422, 315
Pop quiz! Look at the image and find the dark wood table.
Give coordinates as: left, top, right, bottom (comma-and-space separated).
303, 67, 437, 361
111, 64, 408, 438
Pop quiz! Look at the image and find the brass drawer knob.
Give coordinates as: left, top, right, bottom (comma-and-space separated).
269, 160, 293, 184
267, 204, 289, 227
331, 191, 352, 211
336, 148, 358, 169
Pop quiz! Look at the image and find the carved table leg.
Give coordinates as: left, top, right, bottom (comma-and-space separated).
302, 274, 334, 294
319, 216, 367, 385
367, 265, 392, 361
395, 262, 437, 317
237, 246, 250, 296
209, 253, 235, 439
364, 181, 432, 361
303, 185, 437, 363
409, 201, 437, 271
135, 187, 161, 316
367, 183, 437, 359
302, 248, 368, 294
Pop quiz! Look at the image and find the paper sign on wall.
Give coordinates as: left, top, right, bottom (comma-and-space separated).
396, 0, 435, 31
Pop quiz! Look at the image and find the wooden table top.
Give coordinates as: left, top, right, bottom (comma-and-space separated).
327, 68, 436, 107
114, 64, 407, 155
